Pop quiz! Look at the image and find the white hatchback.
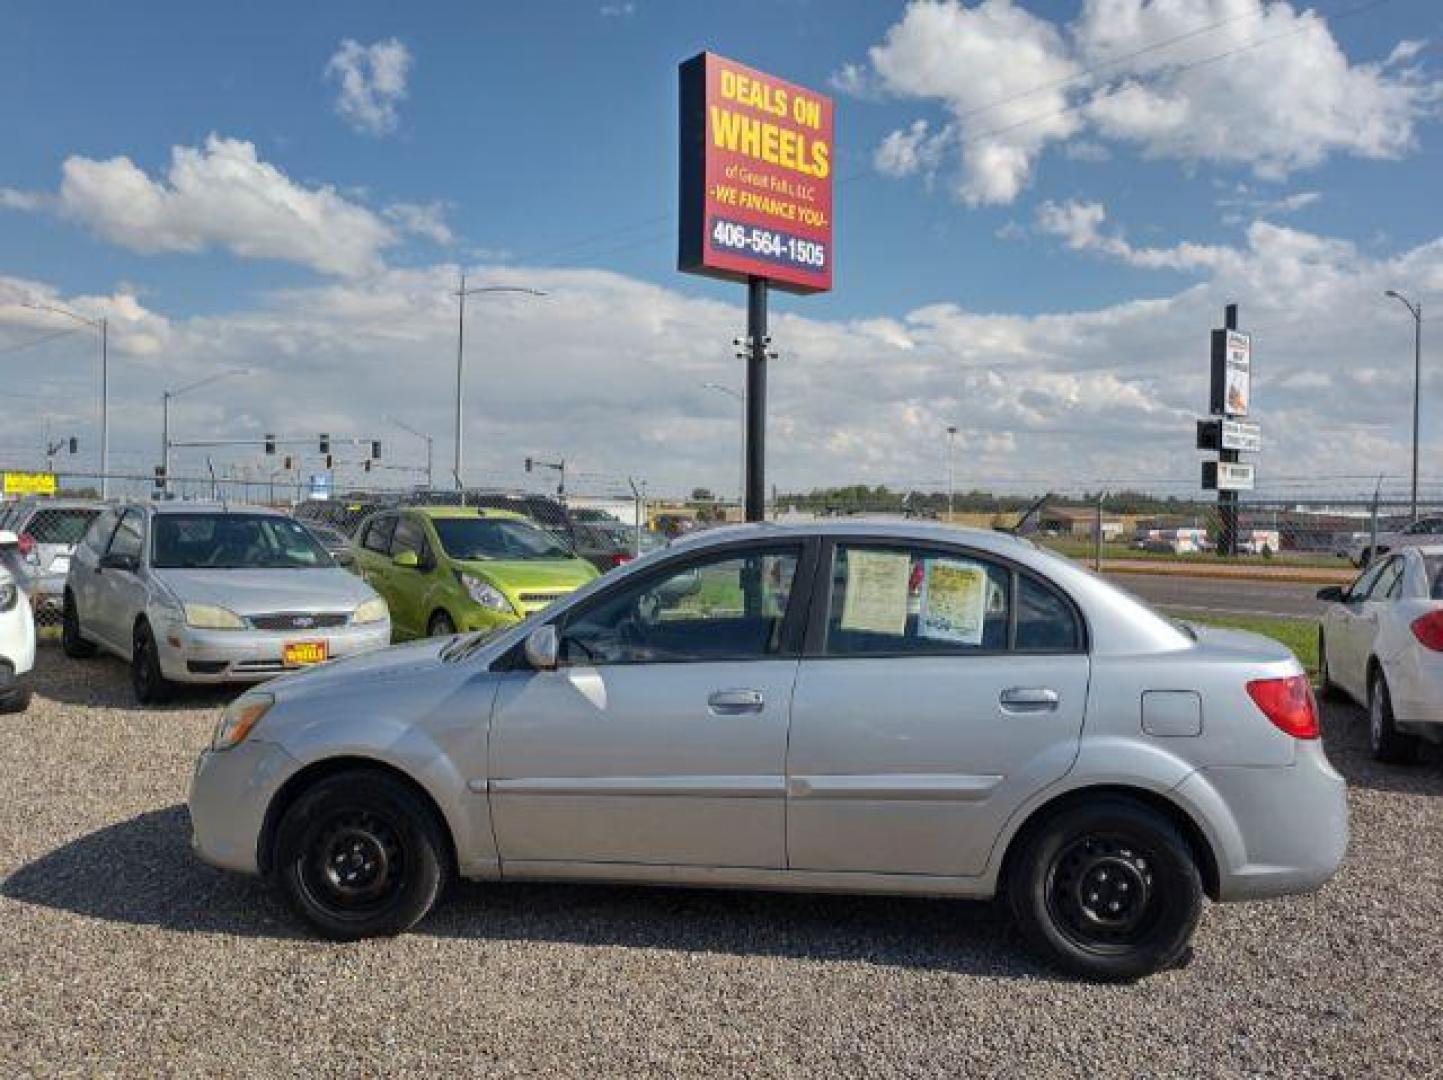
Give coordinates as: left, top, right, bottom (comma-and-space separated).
0, 531, 37, 713
1319, 545, 1443, 761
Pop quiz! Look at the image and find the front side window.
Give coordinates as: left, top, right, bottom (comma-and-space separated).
391, 517, 429, 562
561, 546, 800, 664
107, 510, 145, 563
360, 515, 396, 555
433, 517, 574, 561
824, 545, 1011, 656
83, 509, 120, 555
151, 514, 333, 569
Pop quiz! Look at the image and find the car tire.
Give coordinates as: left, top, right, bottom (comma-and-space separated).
0, 686, 31, 714
61, 592, 99, 659
427, 610, 456, 638
1317, 630, 1344, 701
1369, 666, 1418, 765
130, 621, 174, 705
274, 769, 449, 941
1007, 797, 1203, 982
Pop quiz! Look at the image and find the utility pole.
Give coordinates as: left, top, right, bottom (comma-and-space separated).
1384, 290, 1423, 522
703, 382, 745, 510
386, 415, 435, 491
452, 276, 546, 490
946, 425, 958, 519
22, 304, 108, 497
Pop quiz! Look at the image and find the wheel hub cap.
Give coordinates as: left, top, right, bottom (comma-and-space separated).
320, 826, 393, 900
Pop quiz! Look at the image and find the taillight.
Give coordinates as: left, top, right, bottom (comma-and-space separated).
610, 551, 634, 567
1411, 611, 1443, 652
1246, 675, 1319, 739
17, 532, 35, 556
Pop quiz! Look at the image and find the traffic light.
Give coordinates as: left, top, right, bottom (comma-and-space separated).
319, 433, 330, 455
324, 454, 334, 469
371, 440, 381, 460
67, 436, 78, 454
282, 455, 294, 470
264, 434, 276, 455
363, 459, 372, 473
524, 456, 533, 473
153, 465, 166, 492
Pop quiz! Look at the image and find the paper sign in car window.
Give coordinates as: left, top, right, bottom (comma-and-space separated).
839, 550, 910, 635
919, 559, 988, 645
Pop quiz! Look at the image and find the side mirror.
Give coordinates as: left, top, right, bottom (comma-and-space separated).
1315, 585, 1346, 603
524, 625, 559, 671
392, 549, 420, 569
99, 552, 138, 573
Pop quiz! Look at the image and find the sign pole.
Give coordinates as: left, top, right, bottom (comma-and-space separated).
745, 276, 768, 522
1219, 303, 1240, 557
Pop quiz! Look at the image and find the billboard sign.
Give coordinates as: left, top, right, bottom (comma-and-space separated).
1210, 329, 1252, 417
1202, 460, 1255, 492
1221, 419, 1261, 452
678, 52, 834, 294
3, 471, 56, 496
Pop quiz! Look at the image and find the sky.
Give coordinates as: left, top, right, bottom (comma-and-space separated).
1, 0, 1440, 501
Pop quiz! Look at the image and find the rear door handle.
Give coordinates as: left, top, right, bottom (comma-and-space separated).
1000, 687, 1060, 713
708, 689, 764, 714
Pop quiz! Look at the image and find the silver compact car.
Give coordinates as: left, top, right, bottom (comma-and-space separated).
189, 520, 1347, 980
65, 503, 390, 703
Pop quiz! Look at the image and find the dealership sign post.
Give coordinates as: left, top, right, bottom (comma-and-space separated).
679, 51, 834, 521
1198, 304, 1259, 555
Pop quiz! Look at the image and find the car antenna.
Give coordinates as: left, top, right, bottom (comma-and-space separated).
1003, 492, 1051, 537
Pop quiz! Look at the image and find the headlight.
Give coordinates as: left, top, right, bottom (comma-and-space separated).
457, 572, 514, 613
184, 602, 247, 630
0, 583, 16, 613
211, 692, 273, 751
353, 596, 389, 624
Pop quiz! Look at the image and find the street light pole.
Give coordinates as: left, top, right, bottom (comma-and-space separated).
160, 368, 249, 498
1385, 290, 1424, 522
386, 415, 435, 491
452, 276, 546, 490
703, 382, 745, 510
22, 303, 108, 497
946, 425, 958, 519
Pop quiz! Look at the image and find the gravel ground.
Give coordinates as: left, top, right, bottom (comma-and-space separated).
3, 645, 1442, 1078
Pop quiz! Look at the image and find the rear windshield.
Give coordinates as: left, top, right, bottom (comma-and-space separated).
1426, 556, 1443, 600
25, 507, 100, 545
153, 514, 334, 570
432, 517, 574, 561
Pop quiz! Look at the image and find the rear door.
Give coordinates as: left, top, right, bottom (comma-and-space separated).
786, 540, 1090, 878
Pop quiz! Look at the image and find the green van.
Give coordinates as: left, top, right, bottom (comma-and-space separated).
352, 506, 598, 639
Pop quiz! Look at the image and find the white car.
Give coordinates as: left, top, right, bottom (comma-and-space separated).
0, 530, 37, 713
1347, 515, 1443, 567
1319, 544, 1443, 762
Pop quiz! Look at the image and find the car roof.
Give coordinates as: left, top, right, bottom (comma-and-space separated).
404, 505, 528, 522
667, 517, 1035, 557
136, 501, 290, 517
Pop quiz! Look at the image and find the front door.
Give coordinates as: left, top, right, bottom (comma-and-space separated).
488, 541, 811, 870
787, 541, 1090, 878
93, 508, 147, 652
1329, 557, 1397, 699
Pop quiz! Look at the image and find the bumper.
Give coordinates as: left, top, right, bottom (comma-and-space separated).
189, 738, 301, 874
1175, 740, 1349, 902
1389, 658, 1443, 724
155, 619, 391, 684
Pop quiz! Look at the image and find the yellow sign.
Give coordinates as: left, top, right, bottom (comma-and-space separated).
3, 471, 57, 496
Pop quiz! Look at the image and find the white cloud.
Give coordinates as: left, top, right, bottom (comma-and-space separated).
874, 120, 952, 180
843, 0, 1441, 204
326, 38, 412, 137
599, 2, 636, 16
1, 221, 1437, 497
7, 136, 397, 277
0, 188, 47, 211
383, 201, 454, 246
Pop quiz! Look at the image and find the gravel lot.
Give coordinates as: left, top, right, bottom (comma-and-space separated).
3, 645, 1441, 1078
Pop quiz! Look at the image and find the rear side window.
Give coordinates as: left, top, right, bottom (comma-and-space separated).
107, 510, 144, 562
25, 507, 100, 545
824, 545, 1011, 655
1424, 556, 1443, 600
1016, 574, 1083, 652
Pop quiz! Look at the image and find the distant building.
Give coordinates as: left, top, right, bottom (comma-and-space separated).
1039, 505, 1125, 541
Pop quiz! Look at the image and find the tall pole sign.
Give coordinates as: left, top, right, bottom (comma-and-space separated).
1198, 304, 1260, 555
679, 51, 834, 521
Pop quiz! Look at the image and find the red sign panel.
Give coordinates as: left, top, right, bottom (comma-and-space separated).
678, 52, 834, 295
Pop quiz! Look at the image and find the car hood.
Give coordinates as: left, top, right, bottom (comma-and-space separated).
153, 567, 375, 614
453, 557, 595, 592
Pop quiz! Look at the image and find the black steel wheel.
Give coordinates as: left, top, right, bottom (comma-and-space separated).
1008, 798, 1202, 981
274, 770, 448, 940
61, 592, 98, 659
130, 622, 173, 705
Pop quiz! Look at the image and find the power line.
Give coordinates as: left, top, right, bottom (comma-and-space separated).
0, 325, 82, 355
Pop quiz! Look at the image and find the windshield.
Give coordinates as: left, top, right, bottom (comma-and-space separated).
153, 513, 335, 570
1426, 556, 1443, 600
432, 517, 574, 561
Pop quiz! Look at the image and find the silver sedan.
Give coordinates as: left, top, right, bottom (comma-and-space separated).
65, 502, 390, 703
189, 520, 1347, 980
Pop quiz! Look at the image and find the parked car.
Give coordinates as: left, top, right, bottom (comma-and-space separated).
1318, 545, 1443, 762
351, 505, 597, 640
63, 503, 390, 703
0, 498, 105, 625
1348, 515, 1443, 567
571, 518, 666, 572
0, 531, 36, 713
189, 519, 1346, 980
297, 520, 358, 569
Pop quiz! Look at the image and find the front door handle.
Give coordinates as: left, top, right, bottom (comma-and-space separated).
708, 689, 764, 714
1000, 687, 1060, 713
